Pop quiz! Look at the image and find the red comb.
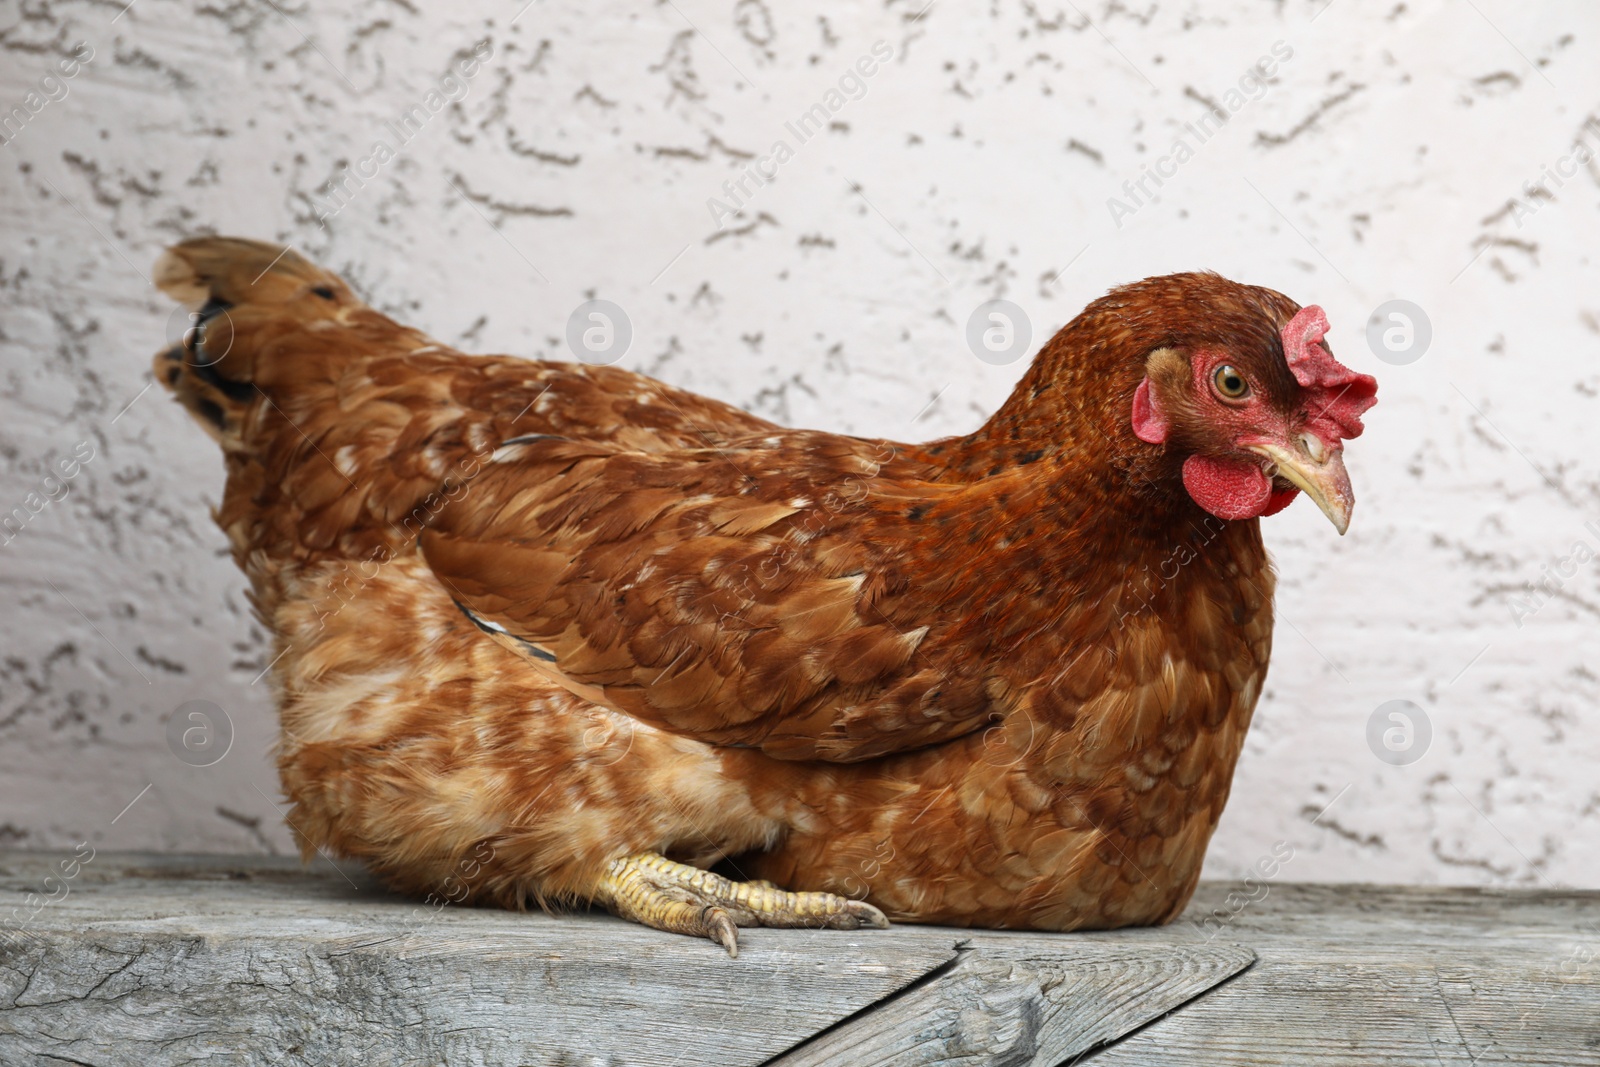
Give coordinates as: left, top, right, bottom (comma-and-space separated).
1282, 305, 1377, 443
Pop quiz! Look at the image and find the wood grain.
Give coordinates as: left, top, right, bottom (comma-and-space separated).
1084, 882, 1600, 1065
771, 938, 1255, 1067
0, 852, 1242, 1066
1, 853, 1594, 1066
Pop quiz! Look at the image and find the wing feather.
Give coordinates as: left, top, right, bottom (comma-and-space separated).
419, 434, 997, 760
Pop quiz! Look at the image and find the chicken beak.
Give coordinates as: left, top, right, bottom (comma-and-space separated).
1246, 435, 1355, 535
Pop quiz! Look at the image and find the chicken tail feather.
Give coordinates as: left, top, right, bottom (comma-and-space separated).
151, 237, 361, 446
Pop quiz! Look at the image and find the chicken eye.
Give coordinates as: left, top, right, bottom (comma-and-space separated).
1212, 364, 1250, 400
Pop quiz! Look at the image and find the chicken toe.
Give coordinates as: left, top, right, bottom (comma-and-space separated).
597, 852, 889, 957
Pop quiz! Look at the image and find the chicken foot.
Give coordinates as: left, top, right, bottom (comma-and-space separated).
597, 852, 889, 957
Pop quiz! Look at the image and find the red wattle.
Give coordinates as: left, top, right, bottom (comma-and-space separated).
1261, 487, 1300, 516
1181, 455, 1273, 521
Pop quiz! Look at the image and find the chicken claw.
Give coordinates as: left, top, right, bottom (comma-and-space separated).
598, 852, 890, 957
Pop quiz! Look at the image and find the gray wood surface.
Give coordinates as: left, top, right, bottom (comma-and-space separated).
770, 939, 1252, 1067
0, 852, 1247, 1066
0, 851, 1593, 1066
1085, 881, 1600, 1066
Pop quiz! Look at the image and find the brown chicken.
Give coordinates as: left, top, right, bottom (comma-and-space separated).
153, 237, 1375, 955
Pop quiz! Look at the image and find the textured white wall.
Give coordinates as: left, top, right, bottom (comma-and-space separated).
1, 0, 1596, 890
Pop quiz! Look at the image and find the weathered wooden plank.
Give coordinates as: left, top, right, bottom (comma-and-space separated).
770, 938, 1255, 1067
1083, 883, 1600, 1066
4, 853, 1594, 1067
0, 852, 1248, 1067
0, 852, 959, 1067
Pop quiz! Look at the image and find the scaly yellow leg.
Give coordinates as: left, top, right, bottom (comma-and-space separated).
597, 852, 889, 957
